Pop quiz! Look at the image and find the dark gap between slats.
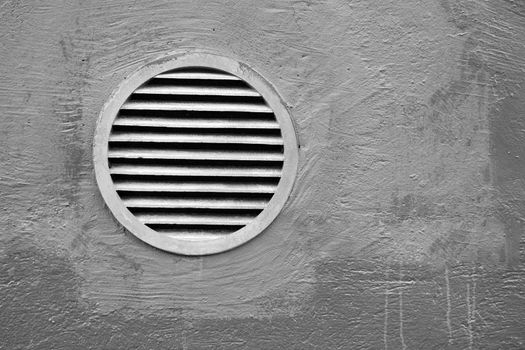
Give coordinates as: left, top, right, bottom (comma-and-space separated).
117, 110, 277, 120
117, 191, 274, 201
127, 93, 266, 104
143, 78, 251, 89
129, 208, 262, 216
164, 67, 235, 74
111, 125, 282, 137
146, 224, 243, 235
111, 174, 280, 185
109, 158, 283, 169
108, 142, 284, 153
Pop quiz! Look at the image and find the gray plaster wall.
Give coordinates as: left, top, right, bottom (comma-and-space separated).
1, 0, 524, 349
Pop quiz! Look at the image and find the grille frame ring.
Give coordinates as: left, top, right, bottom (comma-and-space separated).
93, 52, 299, 255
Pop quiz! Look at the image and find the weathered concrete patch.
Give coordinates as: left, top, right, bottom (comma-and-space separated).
2, 246, 524, 349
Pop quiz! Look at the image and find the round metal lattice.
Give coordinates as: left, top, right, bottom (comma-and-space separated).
94, 52, 298, 255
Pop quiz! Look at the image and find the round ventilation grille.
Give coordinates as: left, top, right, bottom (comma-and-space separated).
94, 53, 298, 255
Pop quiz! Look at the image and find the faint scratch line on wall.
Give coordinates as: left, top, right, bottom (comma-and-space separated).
445, 266, 452, 344
384, 277, 389, 350
399, 289, 407, 350
471, 278, 477, 349
399, 268, 407, 350
466, 282, 474, 350
182, 328, 188, 350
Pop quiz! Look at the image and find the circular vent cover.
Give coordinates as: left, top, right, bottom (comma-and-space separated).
94, 53, 298, 255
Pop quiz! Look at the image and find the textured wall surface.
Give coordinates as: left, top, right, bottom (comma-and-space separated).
1, 0, 524, 349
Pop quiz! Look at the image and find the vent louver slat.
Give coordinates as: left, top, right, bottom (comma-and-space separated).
113, 116, 280, 129
107, 66, 286, 241
155, 70, 241, 80
110, 164, 282, 177
122, 197, 268, 210
135, 213, 255, 226
134, 86, 260, 97
109, 131, 284, 145
121, 101, 273, 113
108, 148, 285, 161
113, 180, 278, 193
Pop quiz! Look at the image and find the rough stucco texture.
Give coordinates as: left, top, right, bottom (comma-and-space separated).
1, 0, 524, 349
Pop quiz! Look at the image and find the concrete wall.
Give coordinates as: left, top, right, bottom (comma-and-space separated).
1, 0, 524, 348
